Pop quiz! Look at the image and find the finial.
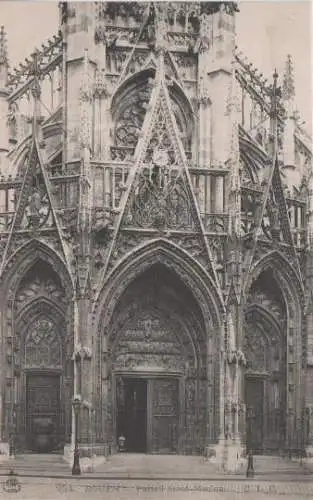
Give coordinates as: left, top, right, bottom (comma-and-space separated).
282, 54, 295, 100
270, 69, 281, 102
29, 49, 41, 78
0, 26, 8, 65
29, 49, 41, 99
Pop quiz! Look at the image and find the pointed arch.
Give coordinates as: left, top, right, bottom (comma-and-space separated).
244, 249, 304, 452
15, 293, 66, 323
245, 250, 304, 307
94, 238, 224, 453
0, 238, 74, 301
0, 239, 74, 448
245, 303, 283, 340
93, 238, 224, 332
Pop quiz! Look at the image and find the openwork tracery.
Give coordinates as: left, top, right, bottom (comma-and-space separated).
124, 103, 193, 229
25, 318, 62, 368
112, 72, 193, 156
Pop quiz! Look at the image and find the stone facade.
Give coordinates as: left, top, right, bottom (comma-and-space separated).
0, 2, 312, 471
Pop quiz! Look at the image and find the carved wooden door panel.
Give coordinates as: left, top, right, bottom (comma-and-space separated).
149, 378, 178, 454
26, 374, 61, 452
245, 378, 264, 453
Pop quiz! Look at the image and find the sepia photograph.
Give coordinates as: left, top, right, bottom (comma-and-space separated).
0, 0, 312, 498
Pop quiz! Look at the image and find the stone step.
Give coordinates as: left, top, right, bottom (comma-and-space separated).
0, 454, 71, 476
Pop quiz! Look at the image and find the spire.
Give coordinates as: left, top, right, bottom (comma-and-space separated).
0, 26, 8, 65
269, 69, 281, 157
0, 26, 8, 87
29, 49, 42, 139
282, 54, 295, 101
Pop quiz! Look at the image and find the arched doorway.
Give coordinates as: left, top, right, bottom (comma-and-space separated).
244, 307, 286, 453
102, 263, 210, 455
244, 267, 289, 454
3, 258, 73, 453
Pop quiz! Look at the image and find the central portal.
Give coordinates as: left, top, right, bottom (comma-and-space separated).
116, 377, 179, 454
108, 263, 209, 455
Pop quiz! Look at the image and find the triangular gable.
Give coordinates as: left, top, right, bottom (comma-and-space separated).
121, 87, 196, 232
257, 159, 298, 252
243, 155, 302, 291
0, 136, 69, 274
99, 54, 223, 301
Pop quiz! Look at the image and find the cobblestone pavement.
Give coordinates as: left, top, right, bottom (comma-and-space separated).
1, 477, 313, 500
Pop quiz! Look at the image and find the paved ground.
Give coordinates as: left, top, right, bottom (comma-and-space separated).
1, 453, 312, 480
89, 453, 313, 480
0, 453, 313, 499
1, 476, 313, 500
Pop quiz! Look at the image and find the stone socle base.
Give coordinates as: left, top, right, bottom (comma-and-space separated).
0, 442, 10, 462
305, 445, 313, 458
207, 438, 246, 473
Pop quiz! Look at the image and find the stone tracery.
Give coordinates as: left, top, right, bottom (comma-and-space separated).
24, 318, 62, 369
111, 72, 193, 155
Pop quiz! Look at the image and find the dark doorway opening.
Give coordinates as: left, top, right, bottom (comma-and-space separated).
26, 373, 61, 453
117, 378, 147, 453
245, 377, 264, 454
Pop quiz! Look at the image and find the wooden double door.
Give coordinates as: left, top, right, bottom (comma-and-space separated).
116, 377, 179, 454
25, 373, 62, 453
245, 377, 285, 454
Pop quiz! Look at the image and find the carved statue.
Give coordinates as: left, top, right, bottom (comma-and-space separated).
29, 189, 42, 216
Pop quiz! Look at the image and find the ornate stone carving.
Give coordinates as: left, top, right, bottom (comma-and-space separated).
7, 102, 18, 140
201, 2, 239, 16
122, 103, 194, 231
227, 349, 246, 366
23, 187, 52, 229
172, 54, 197, 81
113, 79, 189, 154
94, 68, 109, 98
244, 332, 266, 371
24, 318, 62, 369
112, 308, 187, 373
72, 343, 92, 361
106, 232, 148, 273
95, 25, 138, 46
97, 2, 148, 24
114, 85, 152, 148
15, 277, 65, 313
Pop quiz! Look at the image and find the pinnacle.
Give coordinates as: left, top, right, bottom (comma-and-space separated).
282, 54, 295, 101
0, 25, 8, 65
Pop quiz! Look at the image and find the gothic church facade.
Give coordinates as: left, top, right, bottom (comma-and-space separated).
0, 2, 312, 467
